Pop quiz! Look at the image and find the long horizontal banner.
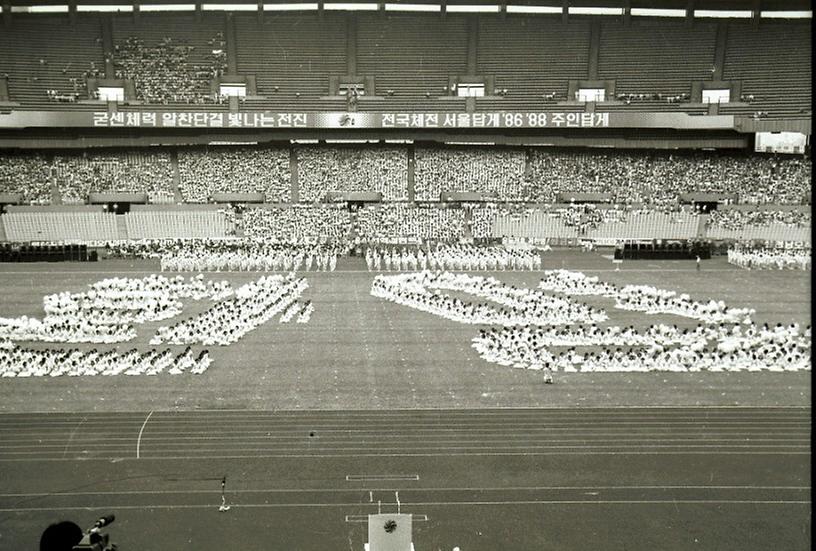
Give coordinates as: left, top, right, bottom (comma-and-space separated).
0, 110, 736, 130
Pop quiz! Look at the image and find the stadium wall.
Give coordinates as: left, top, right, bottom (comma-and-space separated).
1, 206, 809, 245
0, 130, 752, 150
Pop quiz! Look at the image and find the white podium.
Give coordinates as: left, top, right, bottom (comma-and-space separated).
364, 513, 415, 551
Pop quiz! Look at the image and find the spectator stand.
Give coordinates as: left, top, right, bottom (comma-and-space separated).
50, 149, 175, 204
125, 203, 232, 240
178, 145, 291, 203
112, 13, 228, 105
241, 204, 352, 243
0, 14, 105, 108
414, 146, 527, 202
527, 149, 812, 206
705, 205, 811, 243
297, 146, 408, 202
2, 204, 118, 242
0, 152, 55, 205
357, 203, 468, 244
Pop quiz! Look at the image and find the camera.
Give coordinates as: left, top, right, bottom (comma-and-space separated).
71, 515, 118, 551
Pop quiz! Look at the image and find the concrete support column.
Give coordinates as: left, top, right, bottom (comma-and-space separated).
225, 13, 238, 75
171, 150, 183, 203
712, 22, 728, 81
685, 0, 694, 27
588, 21, 600, 80
102, 16, 115, 78
466, 16, 478, 76
347, 14, 357, 76
290, 146, 299, 203
407, 145, 416, 202
524, 148, 532, 180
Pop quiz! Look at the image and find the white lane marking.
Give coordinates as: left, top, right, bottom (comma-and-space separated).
346, 474, 419, 481
1, 433, 810, 445
3, 418, 810, 429
0, 500, 809, 513
0, 450, 809, 462
136, 411, 154, 460
60, 417, 86, 459
1, 443, 810, 457
0, 405, 810, 415
346, 514, 429, 522
0, 485, 808, 498
0, 268, 746, 275
3, 421, 810, 434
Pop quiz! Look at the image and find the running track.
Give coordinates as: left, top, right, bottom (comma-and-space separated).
0, 407, 810, 550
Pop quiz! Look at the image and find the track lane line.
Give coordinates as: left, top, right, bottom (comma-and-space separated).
0, 450, 810, 462
0, 499, 810, 513
0, 405, 810, 416
0, 485, 809, 498
60, 416, 86, 460
136, 411, 153, 460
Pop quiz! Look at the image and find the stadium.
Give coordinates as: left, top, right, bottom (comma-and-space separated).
0, 0, 811, 549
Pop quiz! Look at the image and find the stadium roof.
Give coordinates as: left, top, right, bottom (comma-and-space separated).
2, 0, 812, 11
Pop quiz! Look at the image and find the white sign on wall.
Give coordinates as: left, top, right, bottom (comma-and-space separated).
755, 131, 809, 154
98, 87, 124, 101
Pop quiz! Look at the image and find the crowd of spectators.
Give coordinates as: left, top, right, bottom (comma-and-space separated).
45, 90, 80, 103
541, 92, 564, 103
298, 147, 408, 201
357, 204, 468, 241
414, 147, 526, 201
240, 206, 351, 242
42, 59, 103, 103
114, 34, 227, 104
707, 209, 811, 230
1, 147, 810, 217
615, 92, 690, 104
178, 147, 290, 202
0, 153, 53, 203
477, 203, 631, 235
470, 204, 499, 239
1, 150, 176, 204
51, 151, 175, 203
527, 151, 811, 206
554, 204, 631, 235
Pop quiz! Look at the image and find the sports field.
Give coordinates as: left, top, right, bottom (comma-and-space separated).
0, 249, 810, 412
0, 249, 810, 550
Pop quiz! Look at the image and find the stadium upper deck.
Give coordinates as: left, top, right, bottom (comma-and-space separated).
0, 1, 811, 121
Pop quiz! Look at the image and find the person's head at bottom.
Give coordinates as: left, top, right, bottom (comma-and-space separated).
40, 521, 82, 551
